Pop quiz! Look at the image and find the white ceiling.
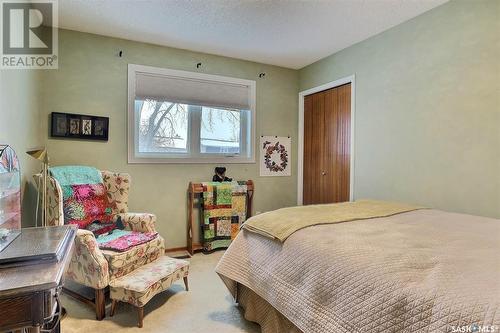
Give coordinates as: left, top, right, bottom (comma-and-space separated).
58, 0, 448, 69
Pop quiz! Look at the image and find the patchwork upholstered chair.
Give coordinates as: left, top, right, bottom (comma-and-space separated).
46, 170, 165, 320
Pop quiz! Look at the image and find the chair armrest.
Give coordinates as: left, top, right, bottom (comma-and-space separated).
117, 213, 157, 233
65, 229, 109, 289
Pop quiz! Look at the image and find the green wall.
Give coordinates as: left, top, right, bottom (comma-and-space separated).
0, 70, 42, 227
37, 0, 499, 250
299, 0, 500, 218
41, 29, 299, 248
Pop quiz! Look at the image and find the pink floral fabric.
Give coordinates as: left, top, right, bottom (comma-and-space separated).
98, 232, 158, 252
63, 183, 113, 228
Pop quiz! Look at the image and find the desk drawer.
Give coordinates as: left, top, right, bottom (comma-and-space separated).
0, 295, 33, 328
0, 288, 60, 332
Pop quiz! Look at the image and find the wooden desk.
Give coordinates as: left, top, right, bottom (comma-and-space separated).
0, 226, 76, 333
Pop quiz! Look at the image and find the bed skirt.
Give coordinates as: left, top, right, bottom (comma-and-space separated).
237, 283, 302, 333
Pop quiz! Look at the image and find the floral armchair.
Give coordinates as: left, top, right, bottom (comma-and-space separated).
46, 170, 165, 320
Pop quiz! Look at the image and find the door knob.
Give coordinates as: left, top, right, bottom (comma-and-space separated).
321, 171, 326, 176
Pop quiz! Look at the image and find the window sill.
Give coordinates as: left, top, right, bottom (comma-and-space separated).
127, 155, 256, 164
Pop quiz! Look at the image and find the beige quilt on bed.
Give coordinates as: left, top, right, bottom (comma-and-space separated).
242, 200, 424, 241
216, 209, 500, 333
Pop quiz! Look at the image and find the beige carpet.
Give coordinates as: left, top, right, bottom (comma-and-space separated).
61, 251, 260, 333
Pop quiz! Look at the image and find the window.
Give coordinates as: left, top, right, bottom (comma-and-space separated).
128, 64, 256, 163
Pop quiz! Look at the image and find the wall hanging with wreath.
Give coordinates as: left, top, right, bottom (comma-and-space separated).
259, 136, 291, 177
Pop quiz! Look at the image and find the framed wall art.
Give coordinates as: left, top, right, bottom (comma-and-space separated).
259, 136, 291, 177
51, 112, 109, 141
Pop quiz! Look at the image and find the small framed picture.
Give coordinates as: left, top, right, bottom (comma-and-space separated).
50, 112, 109, 141
69, 118, 81, 135
51, 113, 68, 137
94, 119, 106, 136
82, 118, 92, 135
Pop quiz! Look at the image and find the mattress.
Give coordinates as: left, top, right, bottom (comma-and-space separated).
216, 209, 500, 333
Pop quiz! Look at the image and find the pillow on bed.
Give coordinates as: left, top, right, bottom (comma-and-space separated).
63, 183, 113, 228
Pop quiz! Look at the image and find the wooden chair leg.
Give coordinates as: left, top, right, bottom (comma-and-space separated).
183, 276, 189, 291
109, 299, 117, 317
137, 306, 144, 328
95, 288, 106, 321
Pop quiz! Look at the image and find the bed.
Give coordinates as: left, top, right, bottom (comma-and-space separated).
216, 201, 500, 333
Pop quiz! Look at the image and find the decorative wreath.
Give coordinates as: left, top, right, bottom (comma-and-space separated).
263, 140, 288, 172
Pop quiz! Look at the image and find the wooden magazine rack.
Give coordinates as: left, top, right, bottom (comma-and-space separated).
187, 180, 254, 255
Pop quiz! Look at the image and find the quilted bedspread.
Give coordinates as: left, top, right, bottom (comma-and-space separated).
216, 209, 500, 333
242, 200, 423, 242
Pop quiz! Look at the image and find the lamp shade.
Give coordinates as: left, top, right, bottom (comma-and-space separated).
26, 147, 49, 227
26, 148, 48, 162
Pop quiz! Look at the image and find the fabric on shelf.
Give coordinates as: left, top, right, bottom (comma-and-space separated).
49, 165, 103, 185
201, 181, 247, 252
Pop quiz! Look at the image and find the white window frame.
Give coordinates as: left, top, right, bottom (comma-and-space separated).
128, 64, 256, 164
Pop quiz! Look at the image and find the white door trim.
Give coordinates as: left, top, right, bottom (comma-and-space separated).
297, 75, 356, 205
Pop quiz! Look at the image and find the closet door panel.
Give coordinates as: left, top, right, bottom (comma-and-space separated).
303, 93, 325, 205
337, 84, 351, 202
312, 92, 326, 204
323, 88, 339, 203
303, 95, 314, 205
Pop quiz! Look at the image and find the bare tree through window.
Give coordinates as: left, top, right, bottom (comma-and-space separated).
138, 100, 187, 152
137, 99, 242, 154
201, 107, 241, 154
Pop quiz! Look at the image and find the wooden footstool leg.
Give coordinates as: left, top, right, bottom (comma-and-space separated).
110, 300, 117, 317
137, 306, 144, 328
183, 276, 189, 291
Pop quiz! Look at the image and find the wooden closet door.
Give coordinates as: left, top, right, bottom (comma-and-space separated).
303, 93, 325, 204
303, 83, 351, 205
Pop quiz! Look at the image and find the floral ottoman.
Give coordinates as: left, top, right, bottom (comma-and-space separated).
109, 256, 189, 328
